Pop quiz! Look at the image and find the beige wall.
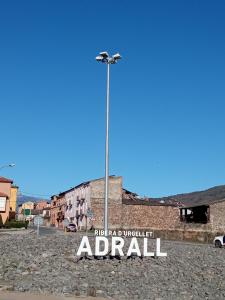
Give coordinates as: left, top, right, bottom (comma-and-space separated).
22, 201, 35, 210
90, 176, 123, 201
10, 186, 18, 212
209, 201, 225, 232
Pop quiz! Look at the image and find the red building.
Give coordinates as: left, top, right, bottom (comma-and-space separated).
35, 200, 50, 211
50, 193, 66, 228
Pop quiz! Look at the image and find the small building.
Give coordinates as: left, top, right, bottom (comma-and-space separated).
42, 207, 51, 226
122, 185, 225, 242
35, 200, 50, 211
50, 193, 66, 228
17, 201, 35, 221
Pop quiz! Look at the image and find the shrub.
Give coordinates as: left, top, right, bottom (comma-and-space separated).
4, 220, 29, 229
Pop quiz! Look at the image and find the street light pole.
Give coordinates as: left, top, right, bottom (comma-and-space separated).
105, 62, 110, 237
96, 52, 121, 236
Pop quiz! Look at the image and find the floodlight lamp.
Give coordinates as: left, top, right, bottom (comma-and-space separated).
113, 53, 121, 60
99, 52, 109, 58
96, 55, 103, 62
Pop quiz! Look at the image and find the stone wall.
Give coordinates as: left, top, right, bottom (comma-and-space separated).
121, 204, 181, 230
90, 176, 122, 229
90, 176, 122, 201
91, 198, 122, 229
88, 177, 225, 242
209, 201, 225, 232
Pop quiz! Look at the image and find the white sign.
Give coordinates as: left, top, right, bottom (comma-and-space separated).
87, 208, 94, 218
34, 216, 44, 226
76, 236, 167, 257
0, 197, 6, 212
63, 219, 69, 227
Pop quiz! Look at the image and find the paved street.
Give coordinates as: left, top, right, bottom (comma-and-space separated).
1, 229, 225, 299
29, 226, 61, 236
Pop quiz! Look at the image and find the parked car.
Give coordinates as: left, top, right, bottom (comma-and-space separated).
66, 223, 77, 232
213, 235, 225, 248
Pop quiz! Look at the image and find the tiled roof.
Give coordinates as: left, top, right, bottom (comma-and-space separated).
0, 176, 13, 183
122, 189, 178, 206
52, 175, 119, 198
123, 185, 225, 208
0, 191, 8, 198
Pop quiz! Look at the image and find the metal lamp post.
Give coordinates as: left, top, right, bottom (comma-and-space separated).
0, 163, 16, 170
96, 51, 121, 236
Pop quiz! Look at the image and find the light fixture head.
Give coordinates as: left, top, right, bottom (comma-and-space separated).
96, 55, 103, 62
113, 53, 121, 60
99, 51, 109, 58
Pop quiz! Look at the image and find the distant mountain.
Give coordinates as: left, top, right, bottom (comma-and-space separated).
153, 185, 225, 207
17, 194, 49, 207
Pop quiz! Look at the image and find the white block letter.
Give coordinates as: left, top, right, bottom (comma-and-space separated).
111, 237, 124, 256
156, 238, 167, 257
143, 238, 154, 256
77, 236, 92, 256
127, 237, 141, 256
95, 236, 109, 256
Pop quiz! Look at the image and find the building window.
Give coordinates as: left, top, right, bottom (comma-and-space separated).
180, 205, 209, 224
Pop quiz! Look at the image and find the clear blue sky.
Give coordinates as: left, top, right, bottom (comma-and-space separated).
0, 0, 225, 198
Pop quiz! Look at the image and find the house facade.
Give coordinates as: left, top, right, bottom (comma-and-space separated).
64, 182, 91, 230
42, 207, 51, 226
0, 176, 14, 225
17, 201, 35, 221
35, 200, 50, 211
50, 193, 66, 228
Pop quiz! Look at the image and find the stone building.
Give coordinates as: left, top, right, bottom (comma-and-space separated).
121, 184, 225, 242
62, 176, 122, 230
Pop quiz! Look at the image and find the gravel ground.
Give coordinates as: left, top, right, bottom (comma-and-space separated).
0, 230, 225, 300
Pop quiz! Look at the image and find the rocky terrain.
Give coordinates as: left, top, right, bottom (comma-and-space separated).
0, 230, 225, 300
